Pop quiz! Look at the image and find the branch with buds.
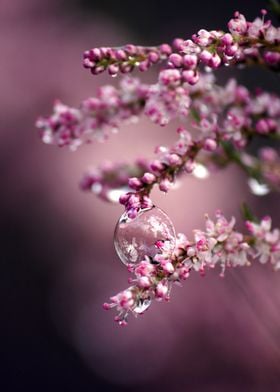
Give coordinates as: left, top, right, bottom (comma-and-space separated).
36, 10, 280, 324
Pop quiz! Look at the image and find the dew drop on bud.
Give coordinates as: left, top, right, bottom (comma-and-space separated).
133, 297, 152, 314
114, 206, 176, 266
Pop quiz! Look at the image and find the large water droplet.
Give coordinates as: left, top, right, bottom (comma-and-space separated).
114, 206, 176, 266
133, 297, 152, 314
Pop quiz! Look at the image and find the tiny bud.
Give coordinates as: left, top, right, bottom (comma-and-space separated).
172, 38, 184, 51
184, 159, 195, 173
150, 160, 165, 172
128, 177, 143, 190
148, 51, 160, 63
221, 33, 234, 46
166, 153, 182, 166
139, 60, 150, 72
89, 48, 101, 60
142, 172, 156, 184
159, 178, 172, 192
83, 58, 94, 68
119, 193, 130, 205
115, 49, 127, 61
203, 138, 217, 151
183, 54, 198, 69
182, 69, 199, 85
108, 63, 119, 76
103, 303, 111, 310
159, 43, 172, 56
124, 44, 137, 55
168, 53, 183, 67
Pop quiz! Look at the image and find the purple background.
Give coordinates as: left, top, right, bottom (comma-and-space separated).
1, 0, 280, 391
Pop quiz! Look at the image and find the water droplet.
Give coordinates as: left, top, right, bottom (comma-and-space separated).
204, 66, 212, 73
192, 163, 210, 179
106, 187, 130, 203
133, 297, 151, 314
248, 178, 270, 196
114, 206, 176, 266
42, 131, 52, 144
91, 183, 102, 194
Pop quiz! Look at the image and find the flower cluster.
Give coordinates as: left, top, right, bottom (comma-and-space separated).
104, 212, 280, 325
246, 216, 280, 268
83, 43, 172, 76
167, 10, 280, 85
36, 77, 148, 149
80, 159, 149, 203
37, 9, 280, 326
83, 11, 280, 83
37, 73, 280, 150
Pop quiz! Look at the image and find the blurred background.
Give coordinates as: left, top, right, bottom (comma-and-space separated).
1, 0, 280, 391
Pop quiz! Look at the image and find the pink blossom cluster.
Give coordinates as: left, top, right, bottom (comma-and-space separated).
246, 216, 280, 268
167, 10, 280, 85
83, 11, 280, 83
36, 78, 148, 149
80, 159, 149, 203
104, 212, 280, 325
117, 127, 204, 218
36, 73, 280, 150
37, 9, 280, 326
83, 43, 171, 76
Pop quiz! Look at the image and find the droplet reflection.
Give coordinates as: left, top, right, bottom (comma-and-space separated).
114, 206, 176, 266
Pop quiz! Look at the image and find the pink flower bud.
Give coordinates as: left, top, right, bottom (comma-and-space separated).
116, 49, 127, 61
139, 60, 150, 72
148, 51, 160, 63
150, 160, 165, 173
159, 178, 172, 192
200, 50, 212, 64
182, 69, 199, 85
166, 153, 182, 166
221, 33, 234, 46
124, 44, 137, 55
128, 177, 143, 190
108, 64, 119, 76
142, 172, 156, 184
224, 43, 238, 56
203, 138, 217, 151
159, 43, 172, 56
184, 159, 195, 173
264, 51, 280, 66
183, 54, 198, 69
168, 53, 183, 67
119, 193, 130, 205
172, 38, 185, 51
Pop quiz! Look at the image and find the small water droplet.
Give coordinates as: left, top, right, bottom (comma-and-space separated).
114, 206, 176, 266
248, 178, 270, 196
192, 163, 210, 179
91, 183, 103, 194
106, 187, 130, 203
133, 297, 151, 314
42, 131, 52, 144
